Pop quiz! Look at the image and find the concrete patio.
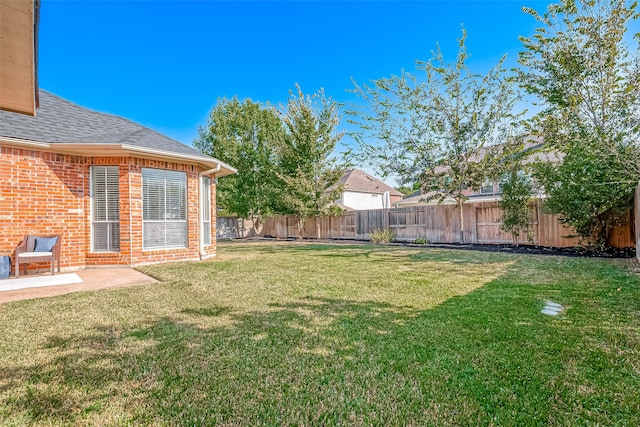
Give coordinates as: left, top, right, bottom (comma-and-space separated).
0, 268, 158, 304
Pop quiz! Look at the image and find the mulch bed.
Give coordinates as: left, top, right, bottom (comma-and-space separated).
404, 242, 636, 259
246, 235, 636, 259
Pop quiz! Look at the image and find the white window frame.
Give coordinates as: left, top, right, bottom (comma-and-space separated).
201, 176, 212, 247
90, 166, 120, 252
142, 168, 188, 250
480, 180, 494, 194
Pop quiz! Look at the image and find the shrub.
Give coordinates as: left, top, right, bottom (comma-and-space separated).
369, 228, 394, 244
414, 237, 428, 245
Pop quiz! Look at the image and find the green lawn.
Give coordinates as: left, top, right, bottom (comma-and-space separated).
1, 241, 639, 426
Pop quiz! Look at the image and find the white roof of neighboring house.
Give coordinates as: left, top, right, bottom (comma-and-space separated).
395, 190, 456, 207
339, 168, 403, 196
394, 190, 501, 207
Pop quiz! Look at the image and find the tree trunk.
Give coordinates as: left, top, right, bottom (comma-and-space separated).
250, 215, 256, 238
297, 216, 304, 240
316, 219, 321, 240
458, 201, 465, 243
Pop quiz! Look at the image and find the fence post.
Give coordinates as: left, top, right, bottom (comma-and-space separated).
636, 183, 640, 261
537, 201, 542, 246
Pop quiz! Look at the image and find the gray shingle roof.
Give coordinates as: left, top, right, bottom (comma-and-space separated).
339, 168, 403, 196
0, 89, 214, 162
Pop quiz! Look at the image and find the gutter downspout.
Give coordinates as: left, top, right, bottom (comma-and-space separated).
199, 164, 221, 177
199, 163, 221, 258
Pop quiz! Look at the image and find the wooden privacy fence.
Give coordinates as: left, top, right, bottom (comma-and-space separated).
217, 217, 261, 240
261, 201, 635, 248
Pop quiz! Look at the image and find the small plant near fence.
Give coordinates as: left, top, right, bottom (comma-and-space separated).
414, 237, 429, 245
369, 228, 395, 244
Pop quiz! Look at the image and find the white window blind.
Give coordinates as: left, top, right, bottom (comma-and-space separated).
201, 176, 211, 246
142, 168, 187, 249
91, 166, 120, 252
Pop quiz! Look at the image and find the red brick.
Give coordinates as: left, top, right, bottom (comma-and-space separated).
0, 147, 218, 272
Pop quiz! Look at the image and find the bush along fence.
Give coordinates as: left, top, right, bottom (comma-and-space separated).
259, 201, 635, 248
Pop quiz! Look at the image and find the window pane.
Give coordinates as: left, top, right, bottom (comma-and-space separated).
93, 222, 109, 252
144, 222, 166, 249
202, 177, 211, 222
166, 182, 186, 220
92, 167, 106, 221
480, 181, 494, 194
203, 221, 211, 246
91, 166, 120, 252
166, 222, 188, 247
106, 167, 120, 221
202, 176, 211, 246
110, 223, 120, 251
143, 174, 165, 221
142, 168, 187, 249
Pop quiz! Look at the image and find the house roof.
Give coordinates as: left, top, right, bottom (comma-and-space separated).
0, 89, 236, 176
394, 189, 502, 207
339, 168, 403, 196
431, 136, 560, 175
0, 0, 39, 115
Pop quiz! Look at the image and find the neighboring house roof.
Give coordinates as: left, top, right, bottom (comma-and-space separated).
431, 136, 554, 175
395, 190, 455, 207
395, 189, 502, 207
0, 89, 236, 176
339, 168, 403, 196
333, 202, 353, 211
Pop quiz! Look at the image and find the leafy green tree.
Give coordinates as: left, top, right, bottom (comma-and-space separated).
499, 169, 534, 246
395, 182, 422, 196
518, 0, 640, 243
536, 143, 635, 244
194, 98, 284, 231
349, 30, 522, 242
274, 85, 345, 238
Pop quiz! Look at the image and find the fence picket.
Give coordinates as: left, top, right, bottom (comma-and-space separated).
255, 201, 634, 248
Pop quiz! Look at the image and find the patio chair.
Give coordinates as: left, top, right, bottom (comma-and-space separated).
14, 235, 61, 278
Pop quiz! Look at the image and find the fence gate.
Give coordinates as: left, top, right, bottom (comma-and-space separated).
475, 204, 540, 245
475, 205, 512, 244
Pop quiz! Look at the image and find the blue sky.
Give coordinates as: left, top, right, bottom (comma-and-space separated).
39, 0, 550, 150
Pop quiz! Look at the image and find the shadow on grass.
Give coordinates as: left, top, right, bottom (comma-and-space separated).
181, 306, 231, 317
1, 256, 639, 425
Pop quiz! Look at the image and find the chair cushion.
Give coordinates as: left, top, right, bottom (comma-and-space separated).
18, 252, 53, 258
34, 236, 58, 253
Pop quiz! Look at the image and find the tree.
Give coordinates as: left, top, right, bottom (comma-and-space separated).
499, 168, 535, 246
395, 182, 422, 196
349, 29, 522, 242
535, 143, 635, 244
194, 98, 284, 232
518, 0, 640, 243
274, 85, 345, 238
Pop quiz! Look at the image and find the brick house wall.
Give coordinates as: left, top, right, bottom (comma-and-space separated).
0, 145, 218, 273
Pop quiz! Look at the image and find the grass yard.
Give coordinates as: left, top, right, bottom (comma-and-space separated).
0, 241, 639, 426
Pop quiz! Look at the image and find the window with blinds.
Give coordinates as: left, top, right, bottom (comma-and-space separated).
201, 176, 211, 246
142, 168, 187, 249
91, 166, 120, 252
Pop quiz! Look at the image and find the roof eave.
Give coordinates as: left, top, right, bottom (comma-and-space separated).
344, 188, 403, 197
0, 138, 237, 177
